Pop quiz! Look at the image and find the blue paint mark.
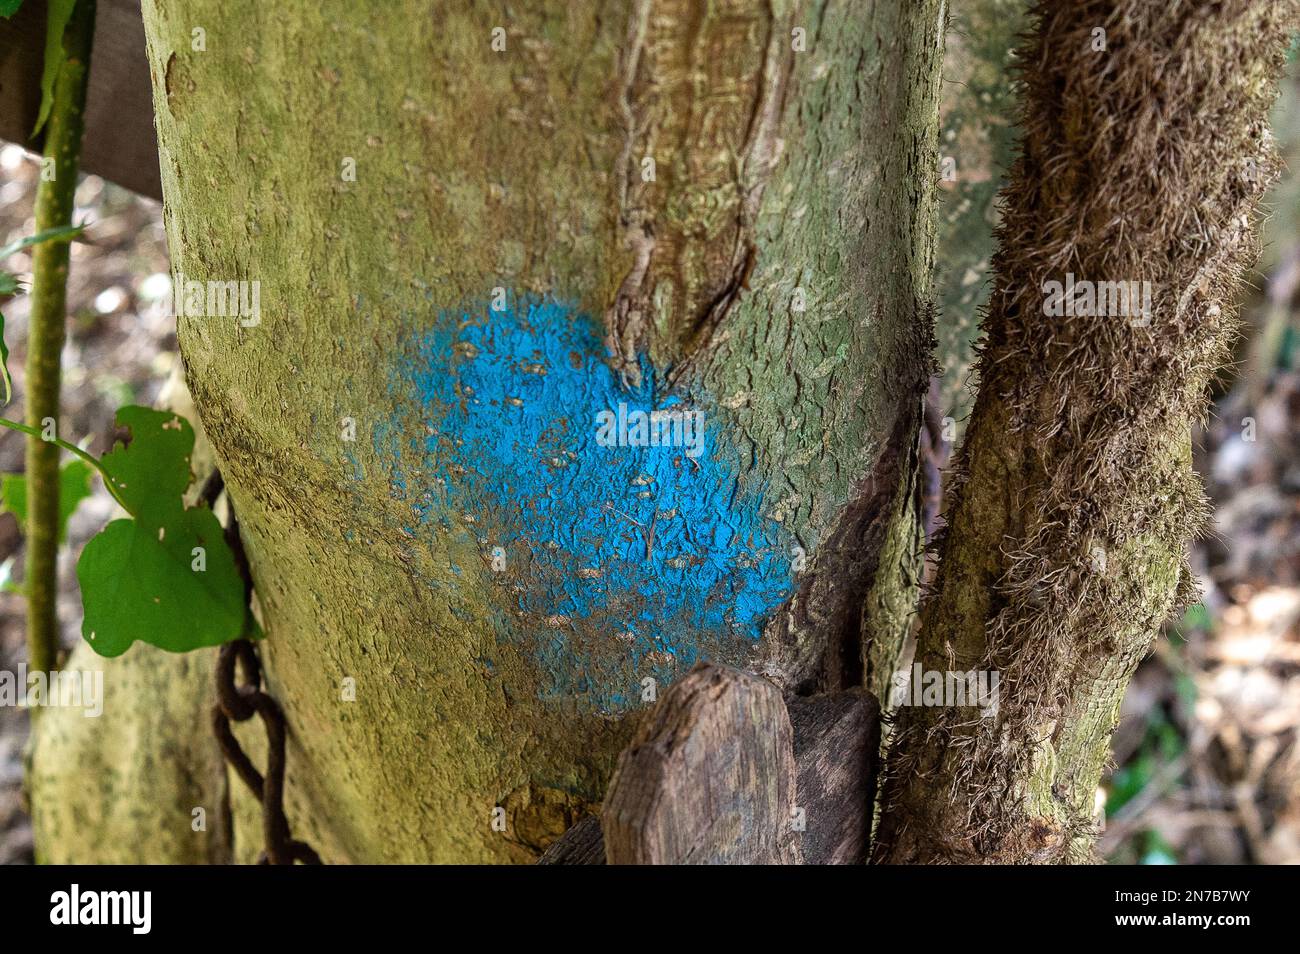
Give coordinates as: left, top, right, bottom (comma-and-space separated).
385, 296, 793, 709
342, 444, 365, 482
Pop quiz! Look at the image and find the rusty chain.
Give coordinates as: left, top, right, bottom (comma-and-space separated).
212, 639, 321, 864
203, 470, 321, 865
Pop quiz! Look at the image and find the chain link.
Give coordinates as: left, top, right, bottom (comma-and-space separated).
212, 639, 321, 864
202, 470, 320, 864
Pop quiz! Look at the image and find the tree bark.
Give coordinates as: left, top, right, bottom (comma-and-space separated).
873, 0, 1299, 864
33, 0, 944, 863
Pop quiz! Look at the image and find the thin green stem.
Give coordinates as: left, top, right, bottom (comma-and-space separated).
0, 417, 130, 512
24, 0, 96, 675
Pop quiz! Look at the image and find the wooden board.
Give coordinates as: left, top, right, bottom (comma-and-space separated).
537, 814, 605, 865
0, 0, 162, 200
786, 688, 880, 864
602, 663, 803, 865
542, 662, 880, 865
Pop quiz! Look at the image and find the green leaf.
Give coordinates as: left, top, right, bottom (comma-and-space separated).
98, 405, 197, 520
76, 406, 246, 656
0, 1, 24, 20
0, 457, 93, 543
32, 0, 78, 137
0, 223, 84, 261
78, 509, 245, 657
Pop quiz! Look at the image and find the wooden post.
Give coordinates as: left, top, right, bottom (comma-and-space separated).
539, 661, 881, 865
601, 663, 803, 865
786, 688, 880, 864
0, 0, 161, 199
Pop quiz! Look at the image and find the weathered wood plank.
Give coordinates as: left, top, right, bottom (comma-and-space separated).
601, 662, 802, 865
786, 688, 879, 864
541, 664, 880, 865
0, 0, 161, 199
537, 814, 605, 865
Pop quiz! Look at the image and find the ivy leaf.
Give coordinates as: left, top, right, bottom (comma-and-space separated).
0, 457, 93, 543
97, 405, 197, 520
0, 1, 24, 19
76, 407, 247, 657
32, 0, 78, 137
79, 510, 244, 657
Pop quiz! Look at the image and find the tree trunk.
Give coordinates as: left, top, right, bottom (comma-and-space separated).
873, 0, 1298, 864
32, 0, 944, 863
933, 0, 1023, 433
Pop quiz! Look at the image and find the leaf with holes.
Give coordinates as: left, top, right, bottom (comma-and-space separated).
97, 405, 197, 520
76, 406, 246, 656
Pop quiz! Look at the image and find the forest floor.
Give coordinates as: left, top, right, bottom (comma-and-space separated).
1, 127, 1299, 864
1092, 72, 1300, 866
1099, 370, 1300, 864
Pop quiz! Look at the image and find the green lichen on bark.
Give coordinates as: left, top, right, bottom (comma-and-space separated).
861, 459, 924, 709
28, 643, 231, 863
874, 0, 1299, 864
733, 0, 943, 694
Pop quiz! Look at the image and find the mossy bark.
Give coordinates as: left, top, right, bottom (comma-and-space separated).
874, 0, 1299, 864
33, 0, 943, 863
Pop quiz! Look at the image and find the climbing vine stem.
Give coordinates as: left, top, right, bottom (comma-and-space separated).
0, 418, 129, 511
24, 0, 95, 674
